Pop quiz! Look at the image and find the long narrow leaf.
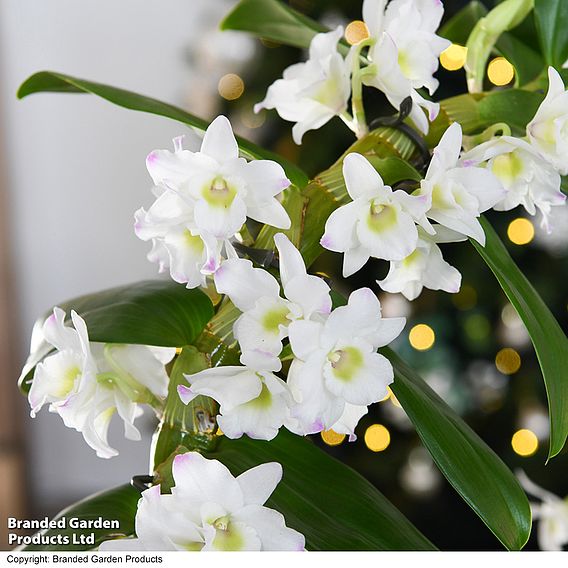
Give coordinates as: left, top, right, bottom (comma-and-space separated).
222, 0, 329, 51
17, 71, 308, 188
210, 430, 437, 551
534, 0, 568, 68
472, 218, 568, 459
387, 348, 531, 550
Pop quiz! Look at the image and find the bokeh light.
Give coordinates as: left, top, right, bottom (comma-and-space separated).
218, 73, 245, 100
452, 284, 477, 310
511, 429, 538, 457
464, 313, 491, 342
345, 20, 370, 45
507, 218, 534, 245
495, 347, 521, 375
409, 324, 435, 351
321, 430, 346, 446
240, 108, 266, 129
488, 57, 515, 86
364, 424, 391, 452
440, 44, 468, 71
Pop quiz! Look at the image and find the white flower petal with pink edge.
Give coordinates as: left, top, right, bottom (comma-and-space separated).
330, 403, 369, 442
101, 453, 305, 551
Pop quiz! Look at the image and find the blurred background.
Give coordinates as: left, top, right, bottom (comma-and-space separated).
0, 0, 566, 551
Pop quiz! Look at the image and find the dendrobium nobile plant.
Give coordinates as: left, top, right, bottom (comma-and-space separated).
15, 0, 568, 553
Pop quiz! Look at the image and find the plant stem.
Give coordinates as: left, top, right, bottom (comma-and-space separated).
350, 39, 375, 139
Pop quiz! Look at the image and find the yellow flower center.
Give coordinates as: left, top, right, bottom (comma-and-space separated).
202, 176, 237, 208
328, 347, 364, 381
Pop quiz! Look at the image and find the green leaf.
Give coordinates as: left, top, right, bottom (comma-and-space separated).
429, 89, 543, 145
534, 0, 568, 67
496, 30, 544, 87
221, 0, 327, 51
210, 430, 436, 550
386, 348, 531, 550
18, 280, 214, 394
17, 71, 308, 188
472, 218, 568, 459
439, 1, 488, 45
22, 485, 139, 551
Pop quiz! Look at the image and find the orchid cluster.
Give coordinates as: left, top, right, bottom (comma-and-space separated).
257, 0, 450, 141
180, 234, 405, 441
21, 0, 568, 554
135, 115, 291, 288
252, 3, 568, 300
29, 308, 175, 458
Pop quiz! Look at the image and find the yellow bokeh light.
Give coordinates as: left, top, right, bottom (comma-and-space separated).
365, 424, 391, 452
507, 218, 535, 245
440, 44, 468, 71
488, 57, 515, 86
495, 347, 521, 375
409, 324, 435, 351
218, 73, 245, 101
345, 20, 370, 45
511, 429, 538, 457
321, 430, 346, 446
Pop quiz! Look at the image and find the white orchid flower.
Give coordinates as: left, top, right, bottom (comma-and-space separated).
100, 452, 305, 551
518, 470, 568, 551
416, 123, 506, 245
462, 136, 566, 232
378, 226, 466, 300
361, 0, 450, 133
28, 308, 174, 458
135, 190, 224, 287
287, 288, 405, 435
136, 117, 291, 286
527, 67, 568, 175
178, 350, 294, 441
320, 152, 430, 277
255, 27, 351, 144
146, 116, 291, 237
214, 233, 332, 358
